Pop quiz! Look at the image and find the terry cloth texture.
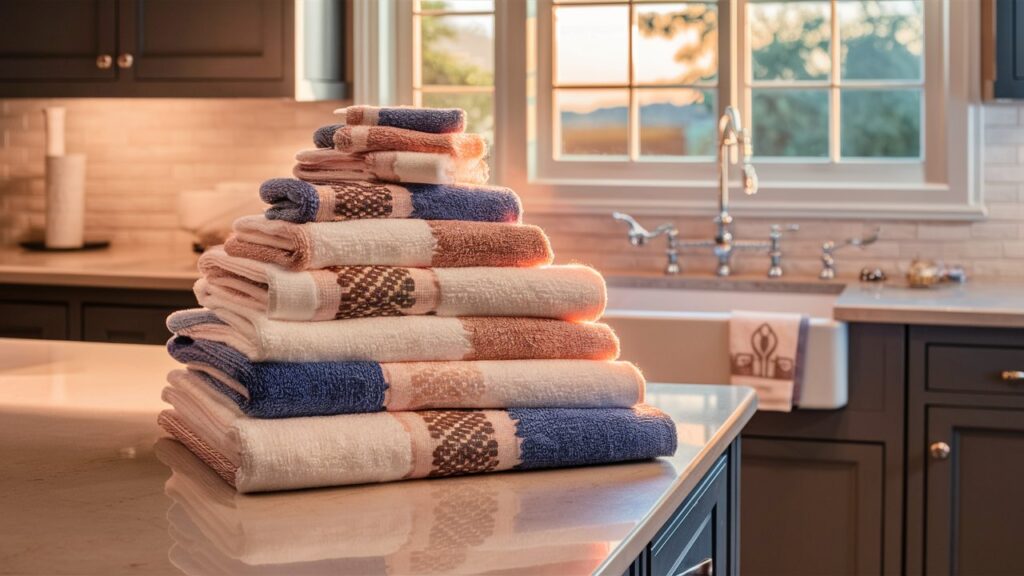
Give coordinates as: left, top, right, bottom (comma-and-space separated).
224, 215, 553, 271
259, 178, 521, 224
196, 246, 605, 321
158, 370, 676, 493
156, 435, 656, 569
167, 337, 644, 417
334, 106, 466, 134
165, 307, 620, 363
332, 125, 487, 160
293, 148, 489, 186
313, 123, 341, 149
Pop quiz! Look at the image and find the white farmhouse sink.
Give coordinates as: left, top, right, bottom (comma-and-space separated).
603, 285, 848, 410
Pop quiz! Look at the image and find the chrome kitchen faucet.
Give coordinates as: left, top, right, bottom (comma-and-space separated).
613, 107, 795, 278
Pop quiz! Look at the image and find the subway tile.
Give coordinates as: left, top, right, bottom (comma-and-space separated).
986, 145, 1017, 164
917, 223, 972, 240
971, 221, 1019, 239
984, 105, 1019, 126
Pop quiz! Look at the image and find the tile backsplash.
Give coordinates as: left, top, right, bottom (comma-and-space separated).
1, 98, 1022, 279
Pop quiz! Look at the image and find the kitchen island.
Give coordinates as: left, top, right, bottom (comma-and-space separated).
0, 338, 756, 576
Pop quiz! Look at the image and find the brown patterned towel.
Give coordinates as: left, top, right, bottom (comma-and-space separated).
196, 246, 605, 321
224, 215, 553, 271
333, 125, 487, 159
294, 148, 489, 186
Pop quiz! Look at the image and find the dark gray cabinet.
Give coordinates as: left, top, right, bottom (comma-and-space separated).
624, 443, 739, 576
924, 407, 1024, 576
0, 284, 195, 345
991, 0, 1024, 99
0, 0, 348, 98
741, 439, 884, 576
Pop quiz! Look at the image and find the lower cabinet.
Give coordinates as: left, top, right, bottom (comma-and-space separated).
0, 284, 196, 345
923, 407, 1024, 576
740, 438, 884, 576
624, 442, 738, 576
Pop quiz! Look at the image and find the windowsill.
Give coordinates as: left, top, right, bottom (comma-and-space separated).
517, 178, 987, 221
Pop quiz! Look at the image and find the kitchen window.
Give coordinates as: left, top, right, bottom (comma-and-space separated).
383, 0, 983, 218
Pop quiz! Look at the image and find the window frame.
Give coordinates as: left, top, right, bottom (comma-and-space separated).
389, 0, 985, 220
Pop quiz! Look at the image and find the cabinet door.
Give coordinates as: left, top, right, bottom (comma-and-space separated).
925, 407, 1024, 575
0, 303, 68, 340
120, 0, 288, 82
82, 304, 176, 344
994, 0, 1024, 98
741, 438, 884, 576
0, 0, 117, 82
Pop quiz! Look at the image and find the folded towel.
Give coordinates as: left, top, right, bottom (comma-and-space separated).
156, 436, 662, 567
166, 308, 620, 362
729, 310, 808, 412
294, 148, 488, 186
331, 125, 488, 160
334, 106, 467, 134
224, 215, 553, 271
196, 246, 604, 321
158, 371, 677, 492
167, 337, 642, 417
260, 178, 521, 224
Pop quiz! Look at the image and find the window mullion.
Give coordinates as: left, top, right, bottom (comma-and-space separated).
628, 1, 639, 161
829, 0, 841, 163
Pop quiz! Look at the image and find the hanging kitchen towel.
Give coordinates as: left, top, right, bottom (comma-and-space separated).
334, 106, 467, 134
195, 246, 604, 321
165, 308, 620, 363
165, 335, 643, 416
260, 178, 521, 224
223, 216, 552, 271
293, 148, 489, 186
728, 310, 808, 412
330, 125, 487, 159
157, 371, 676, 493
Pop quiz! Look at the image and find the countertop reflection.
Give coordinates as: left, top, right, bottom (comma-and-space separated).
0, 338, 755, 575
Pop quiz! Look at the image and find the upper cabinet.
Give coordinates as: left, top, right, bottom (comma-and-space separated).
984, 0, 1024, 99
0, 0, 348, 99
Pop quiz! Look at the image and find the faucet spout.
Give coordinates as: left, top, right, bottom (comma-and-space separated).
715, 106, 758, 276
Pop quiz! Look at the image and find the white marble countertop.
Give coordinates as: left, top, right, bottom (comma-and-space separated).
0, 338, 756, 576
834, 280, 1024, 328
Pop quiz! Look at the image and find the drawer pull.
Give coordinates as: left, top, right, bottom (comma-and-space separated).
930, 441, 951, 460
1002, 370, 1024, 382
676, 558, 713, 576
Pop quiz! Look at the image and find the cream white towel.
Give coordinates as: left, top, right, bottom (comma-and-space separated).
729, 310, 808, 412
195, 246, 606, 322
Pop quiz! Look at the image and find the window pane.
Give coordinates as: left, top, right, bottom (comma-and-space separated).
554, 5, 629, 85
841, 89, 920, 158
420, 15, 494, 86
635, 3, 718, 85
556, 89, 629, 157
415, 0, 494, 12
638, 89, 716, 157
839, 1, 923, 81
422, 91, 495, 148
752, 89, 829, 157
749, 1, 831, 81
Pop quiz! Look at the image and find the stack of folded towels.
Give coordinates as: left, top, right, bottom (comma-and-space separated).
159, 105, 677, 494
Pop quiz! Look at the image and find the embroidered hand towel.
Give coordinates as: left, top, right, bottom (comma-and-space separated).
728, 310, 808, 412
166, 308, 620, 362
158, 371, 676, 493
331, 125, 487, 160
167, 337, 643, 417
224, 215, 553, 271
260, 178, 521, 224
334, 106, 467, 134
157, 436, 660, 567
196, 246, 604, 321
294, 148, 489, 186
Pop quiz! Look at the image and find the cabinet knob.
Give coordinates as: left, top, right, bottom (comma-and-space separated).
96, 54, 113, 70
1002, 370, 1024, 382
117, 53, 134, 69
929, 441, 951, 460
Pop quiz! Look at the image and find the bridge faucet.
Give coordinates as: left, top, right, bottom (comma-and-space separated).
715, 106, 759, 277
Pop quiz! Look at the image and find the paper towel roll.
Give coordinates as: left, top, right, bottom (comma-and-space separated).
45, 154, 87, 249
43, 107, 66, 157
